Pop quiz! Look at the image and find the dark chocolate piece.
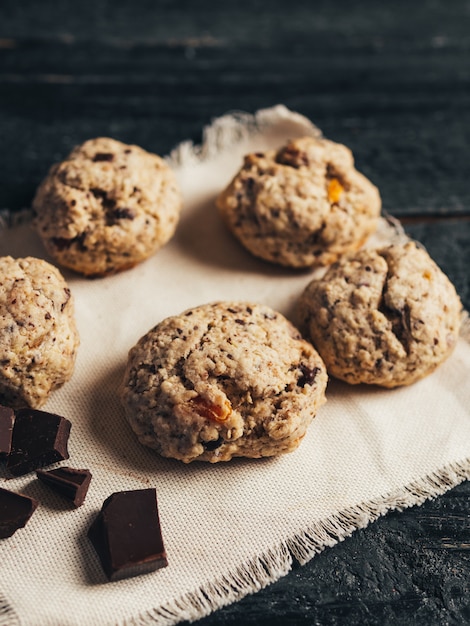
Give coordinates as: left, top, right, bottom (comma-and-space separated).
0, 404, 15, 458
6, 408, 71, 476
88, 488, 167, 581
297, 365, 320, 388
0, 487, 38, 538
36, 467, 92, 507
92, 152, 114, 162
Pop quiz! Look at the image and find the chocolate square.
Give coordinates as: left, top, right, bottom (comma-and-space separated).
6, 408, 71, 476
0, 487, 38, 538
88, 488, 167, 581
0, 404, 14, 458
36, 467, 92, 507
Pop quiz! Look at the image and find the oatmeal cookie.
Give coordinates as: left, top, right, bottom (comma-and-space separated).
120, 301, 327, 463
216, 136, 381, 268
298, 241, 462, 387
32, 137, 182, 277
0, 256, 79, 408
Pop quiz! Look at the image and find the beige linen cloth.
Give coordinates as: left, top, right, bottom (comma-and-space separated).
1, 106, 470, 626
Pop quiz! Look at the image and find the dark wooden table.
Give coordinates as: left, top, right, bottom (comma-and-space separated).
1, 2, 470, 624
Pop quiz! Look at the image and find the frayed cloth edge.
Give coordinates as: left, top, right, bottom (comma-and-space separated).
122, 457, 470, 626
165, 104, 322, 168
1, 106, 469, 626
0, 592, 20, 626
0, 207, 33, 232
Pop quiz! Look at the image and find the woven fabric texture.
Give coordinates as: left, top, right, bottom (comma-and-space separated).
1, 106, 470, 626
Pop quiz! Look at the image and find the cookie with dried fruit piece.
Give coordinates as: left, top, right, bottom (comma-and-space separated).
216, 136, 381, 268
120, 301, 327, 462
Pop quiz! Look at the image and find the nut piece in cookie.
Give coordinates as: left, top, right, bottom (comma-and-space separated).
298, 241, 462, 388
216, 136, 381, 268
32, 137, 182, 277
120, 301, 327, 463
0, 256, 80, 408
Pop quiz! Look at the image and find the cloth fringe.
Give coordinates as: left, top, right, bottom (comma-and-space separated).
2, 105, 469, 626
0, 593, 19, 626
0, 207, 33, 232
460, 310, 470, 342
288, 457, 470, 566
166, 104, 322, 168
122, 457, 470, 626
127, 545, 292, 626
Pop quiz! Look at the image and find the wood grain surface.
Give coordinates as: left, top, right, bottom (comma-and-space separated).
1, 1, 470, 624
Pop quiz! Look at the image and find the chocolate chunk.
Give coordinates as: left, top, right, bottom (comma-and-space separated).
276, 145, 309, 168
203, 436, 224, 451
36, 467, 92, 508
0, 487, 38, 538
61, 287, 72, 311
105, 207, 137, 226
245, 177, 255, 194
6, 408, 71, 476
88, 488, 167, 581
90, 188, 117, 212
113, 207, 136, 220
378, 296, 412, 352
51, 232, 87, 252
92, 152, 114, 162
298, 365, 320, 388
0, 404, 14, 458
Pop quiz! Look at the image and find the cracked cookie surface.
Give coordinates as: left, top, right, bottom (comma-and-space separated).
32, 137, 182, 277
0, 256, 79, 408
120, 301, 327, 463
298, 241, 462, 388
216, 136, 381, 268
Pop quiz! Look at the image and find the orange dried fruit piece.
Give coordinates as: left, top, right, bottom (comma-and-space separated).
327, 178, 344, 204
190, 396, 232, 422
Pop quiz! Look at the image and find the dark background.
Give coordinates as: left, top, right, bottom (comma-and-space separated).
1, 1, 470, 624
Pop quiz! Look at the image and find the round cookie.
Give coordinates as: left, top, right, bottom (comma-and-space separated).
216, 136, 381, 268
0, 256, 80, 408
32, 137, 182, 277
120, 301, 327, 463
298, 241, 462, 388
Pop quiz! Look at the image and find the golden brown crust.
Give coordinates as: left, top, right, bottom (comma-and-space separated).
217, 136, 381, 268
0, 256, 80, 407
121, 301, 328, 462
33, 137, 182, 277
298, 242, 462, 387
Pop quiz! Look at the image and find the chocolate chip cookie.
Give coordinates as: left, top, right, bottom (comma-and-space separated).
298, 242, 462, 388
0, 256, 79, 408
32, 137, 182, 277
216, 136, 381, 268
120, 301, 327, 463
